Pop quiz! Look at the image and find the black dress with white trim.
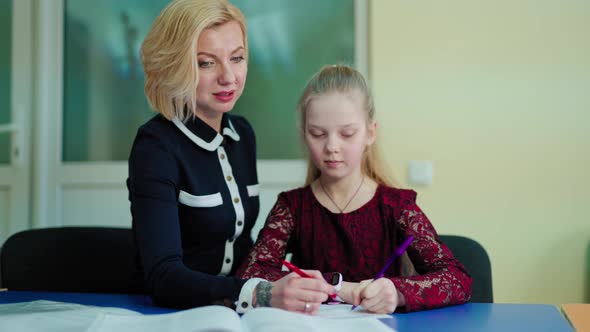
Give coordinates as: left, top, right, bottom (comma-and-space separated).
128, 113, 260, 309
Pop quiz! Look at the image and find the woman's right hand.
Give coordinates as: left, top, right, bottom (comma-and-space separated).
254, 270, 335, 314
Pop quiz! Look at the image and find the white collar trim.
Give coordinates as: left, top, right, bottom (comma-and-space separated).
172, 117, 223, 151
172, 117, 240, 151
223, 120, 240, 142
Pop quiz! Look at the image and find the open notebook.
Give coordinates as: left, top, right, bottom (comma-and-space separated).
0, 300, 395, 332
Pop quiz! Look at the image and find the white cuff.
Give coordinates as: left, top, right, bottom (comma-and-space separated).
235, 278, 265, 314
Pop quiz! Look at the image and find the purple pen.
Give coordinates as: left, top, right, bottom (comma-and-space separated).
351, 235, 414, 311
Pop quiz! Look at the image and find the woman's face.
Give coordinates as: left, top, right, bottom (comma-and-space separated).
195, 20, 247, 120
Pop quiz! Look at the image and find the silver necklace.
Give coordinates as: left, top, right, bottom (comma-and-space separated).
319, 176, 365, 214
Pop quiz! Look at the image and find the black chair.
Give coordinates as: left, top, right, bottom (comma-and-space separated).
0, 227, 145, 293
440, 234, 493, 303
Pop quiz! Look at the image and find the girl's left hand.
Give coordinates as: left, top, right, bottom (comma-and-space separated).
352, 278, 405, 314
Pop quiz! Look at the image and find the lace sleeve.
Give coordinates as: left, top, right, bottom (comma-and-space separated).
236, 195, 293, 281
391, 204, 473, 312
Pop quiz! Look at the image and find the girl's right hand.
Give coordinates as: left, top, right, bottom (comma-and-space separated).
337, 281, 367, 305
350, 278, 404, 314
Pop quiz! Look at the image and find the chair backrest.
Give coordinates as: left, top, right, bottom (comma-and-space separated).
0, 227, 145, 293
439, 234, 493, 303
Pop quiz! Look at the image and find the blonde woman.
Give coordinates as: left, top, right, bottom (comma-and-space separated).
128, 0, 334, 313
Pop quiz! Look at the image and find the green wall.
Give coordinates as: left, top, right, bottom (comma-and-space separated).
61, 0, 354, 161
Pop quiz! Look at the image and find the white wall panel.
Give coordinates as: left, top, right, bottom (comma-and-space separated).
61, 185, 130, 228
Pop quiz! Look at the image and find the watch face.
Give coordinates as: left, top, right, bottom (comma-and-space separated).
330, 273, 341, 286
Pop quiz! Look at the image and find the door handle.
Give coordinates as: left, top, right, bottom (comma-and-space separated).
0, 108, 23, 168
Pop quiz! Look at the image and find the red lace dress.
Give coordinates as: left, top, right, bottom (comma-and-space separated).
236, 185, 472, 312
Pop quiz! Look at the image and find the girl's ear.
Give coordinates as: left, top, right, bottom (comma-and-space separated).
366, 120, 377, 146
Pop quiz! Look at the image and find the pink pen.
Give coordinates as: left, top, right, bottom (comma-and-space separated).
282, 260, 337, 301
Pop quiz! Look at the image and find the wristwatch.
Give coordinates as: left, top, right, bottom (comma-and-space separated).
329, 272, 343, 291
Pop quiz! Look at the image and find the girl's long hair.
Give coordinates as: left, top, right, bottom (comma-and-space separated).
296, 64, 396, 187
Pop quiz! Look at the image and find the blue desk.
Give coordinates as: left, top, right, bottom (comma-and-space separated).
382, 302, 573, 332
0, 291, 574, 331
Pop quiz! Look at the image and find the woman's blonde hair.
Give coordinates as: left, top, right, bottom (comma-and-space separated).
141, 0, 247, 121
297, 64, 395, 187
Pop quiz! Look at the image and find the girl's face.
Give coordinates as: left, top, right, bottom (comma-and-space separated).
304, 91, 376, 182
195, 20, 247, 119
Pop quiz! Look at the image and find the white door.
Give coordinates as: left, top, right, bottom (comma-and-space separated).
28, 1, 133, 229
0, 0, 33, 243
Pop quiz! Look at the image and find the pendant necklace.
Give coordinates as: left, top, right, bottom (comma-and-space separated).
319, 176, 365, 214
